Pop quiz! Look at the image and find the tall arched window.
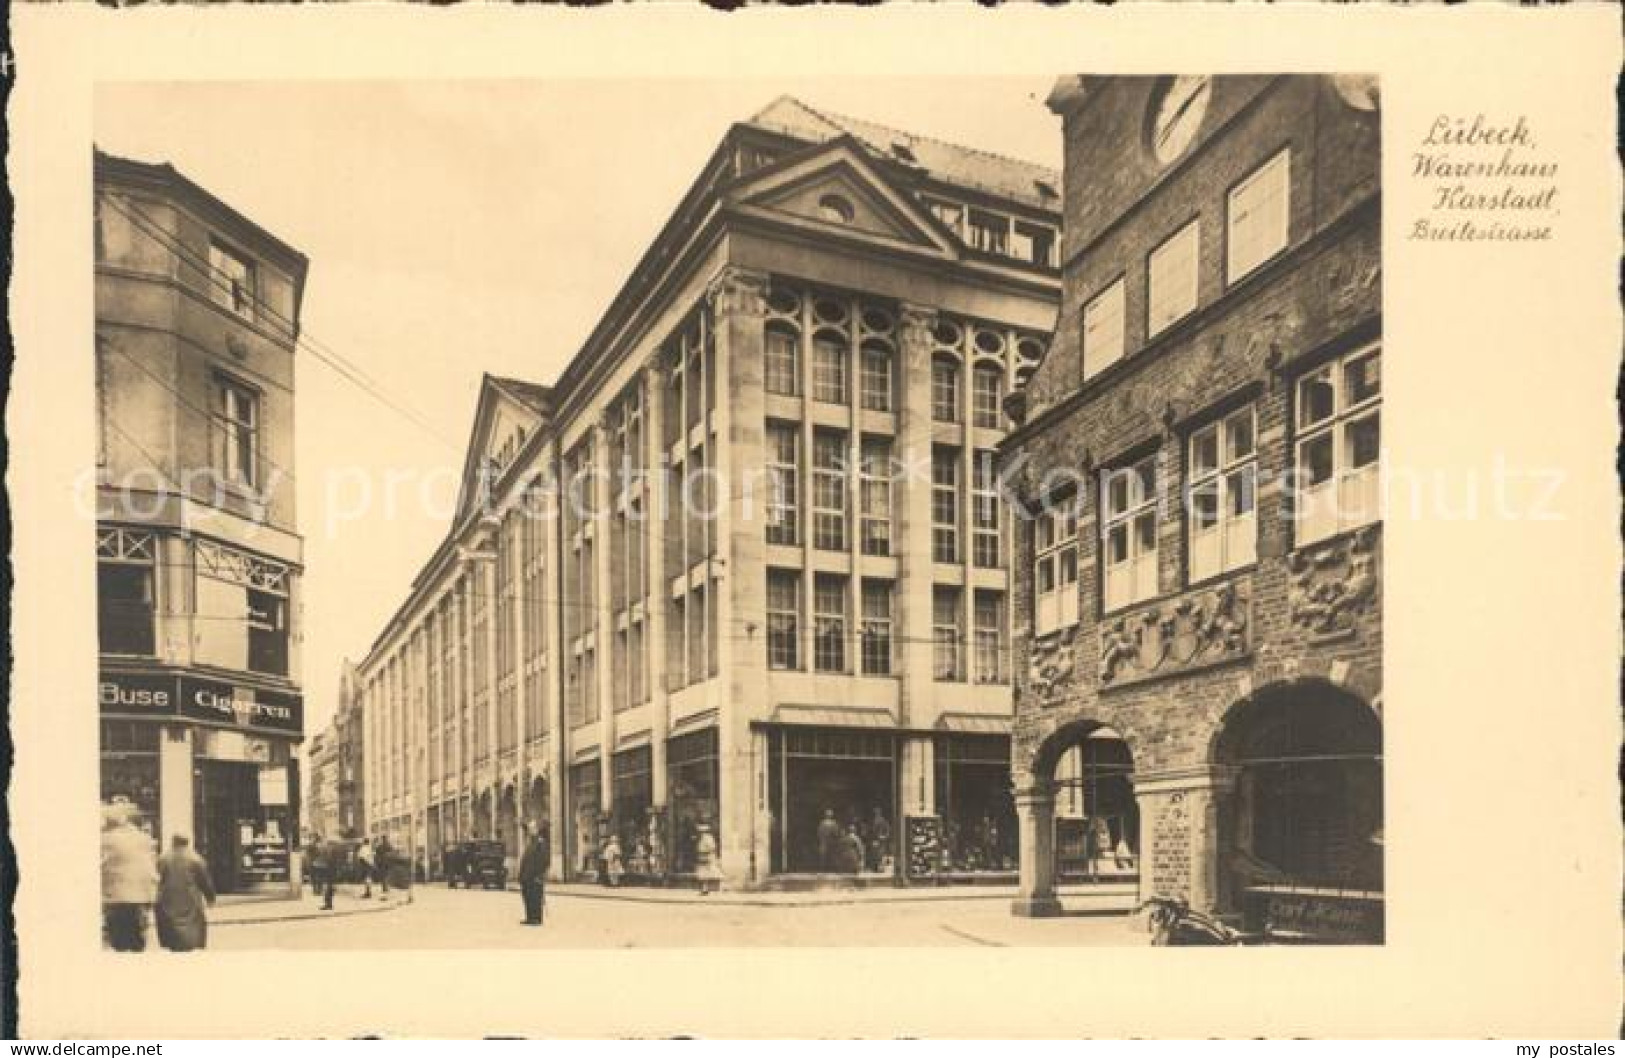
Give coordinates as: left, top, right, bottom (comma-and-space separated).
931, 354, 961, 423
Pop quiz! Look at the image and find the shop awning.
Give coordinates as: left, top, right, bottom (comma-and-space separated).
769, 705, 896, 729
934, 713, 1012, 735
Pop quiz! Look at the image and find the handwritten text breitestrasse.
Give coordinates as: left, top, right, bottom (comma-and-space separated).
1410, 114, 1558, 243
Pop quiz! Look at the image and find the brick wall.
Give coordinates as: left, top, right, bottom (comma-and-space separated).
1006, 74, 1382, 790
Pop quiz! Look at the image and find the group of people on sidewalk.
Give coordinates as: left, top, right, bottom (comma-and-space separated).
592, 822, 722, 895
816, 807, 892, 875
101, 797, 216, 953
306, 834, 394, 910
512, 817, 723, 928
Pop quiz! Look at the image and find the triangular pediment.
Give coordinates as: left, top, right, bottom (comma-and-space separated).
453, 376, 549, 522
729, 140, 959, 258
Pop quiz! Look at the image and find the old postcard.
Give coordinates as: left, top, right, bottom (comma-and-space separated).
6, 3, 1620, 1039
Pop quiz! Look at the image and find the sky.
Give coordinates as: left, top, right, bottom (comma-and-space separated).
94, 77, 1063, 738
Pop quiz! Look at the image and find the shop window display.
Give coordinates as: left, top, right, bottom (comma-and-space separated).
768, 728, 897, 875
100, 720, 160, 839
611, 746, 654, 882
1053, 731, 1139, 882
568, 760, 602, 879
933, 734, 1017, 873
667, 728, 719, 876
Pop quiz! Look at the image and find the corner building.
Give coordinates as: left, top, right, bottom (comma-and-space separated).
358, 98, 1060, 888
1002, 76, 1382, 937
95, 152, 309, 894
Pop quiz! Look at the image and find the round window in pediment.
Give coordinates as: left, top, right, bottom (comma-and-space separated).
817, 194, 856, 225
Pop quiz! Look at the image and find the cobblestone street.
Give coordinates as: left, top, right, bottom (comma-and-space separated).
212, 884, 1146, 949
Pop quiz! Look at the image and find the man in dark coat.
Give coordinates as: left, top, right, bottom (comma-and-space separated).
155, 835, 216, 951
309, 833, 337, 910
518, 825, 549, 926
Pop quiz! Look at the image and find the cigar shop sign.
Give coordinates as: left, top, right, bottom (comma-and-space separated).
99, 672, 302, 736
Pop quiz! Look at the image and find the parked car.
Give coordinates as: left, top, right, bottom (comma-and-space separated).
444, 840, 508, 890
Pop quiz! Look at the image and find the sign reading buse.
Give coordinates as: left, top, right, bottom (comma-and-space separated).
100, 672, 302, 736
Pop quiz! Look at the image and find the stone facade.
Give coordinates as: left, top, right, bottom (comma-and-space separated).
1003, 76, 1382, 923
357, 98, 1061, 889
94, 151, 310, 895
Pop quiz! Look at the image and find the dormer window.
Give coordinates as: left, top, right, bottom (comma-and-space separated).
818, 194, 855, 225
890, 141, 918, 165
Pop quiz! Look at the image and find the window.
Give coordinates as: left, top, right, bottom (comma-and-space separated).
858, 437, 893, 557
972, 450, 1001, 569
932, 586, 963, 682
1012, 220, 1058, 268
1102, 454, 1160, 612
1189, 406, 1258, 581
859, 343, 893, 412
193, 540, 291, 677
972, 364, 1003, 429
812, 333, 848, 404
812, 431, 848, 552
1148, 220, 1200, 336
1033, 498, 1080, 635
818, 194, 855, 224
932, 446, 960, 564
1083, 279, 1126, 380
247, 588, 290, 677
213, 376, 259, 488
208, 241, 255, 319
931, 355, 961, 422
97, 528, 156, 656
766, 423, 800, 546
766, 326, 800, 397
1296, 345, 1381, 545
1227, 149, 1291, 283
860, 579, 894, 676
966, 209, 1010, 256
766, 569, 801, 671
974, 590, 1005, 684
814, 574, 848, 673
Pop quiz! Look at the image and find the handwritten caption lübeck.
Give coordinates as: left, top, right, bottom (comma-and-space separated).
1410, 114, 1558, 243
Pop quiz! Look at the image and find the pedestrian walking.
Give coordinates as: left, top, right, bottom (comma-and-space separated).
603, 834, 625, 888
155, 835, 216, 952
693, 823, 723, 896
375, 836, 395, 897
356, 838, 376, 899
518, 825, 549, 926
310, 834, 338, 910
101, 798, 158, 952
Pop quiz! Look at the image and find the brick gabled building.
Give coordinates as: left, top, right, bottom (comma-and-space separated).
1001, 75, 1382, 938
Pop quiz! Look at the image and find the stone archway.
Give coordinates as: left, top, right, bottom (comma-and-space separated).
1211, 679, 1383, 920
1013, 719, 1140, 917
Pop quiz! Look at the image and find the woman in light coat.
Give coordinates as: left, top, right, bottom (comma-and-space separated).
693, 823, 723, 896
155, 835, 216, 952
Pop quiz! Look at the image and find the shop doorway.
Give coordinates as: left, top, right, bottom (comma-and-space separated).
1029, 723, 1139, 885
194, 758, 292, 894
768, 728, 897, 875
934, 734, 1018, 874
